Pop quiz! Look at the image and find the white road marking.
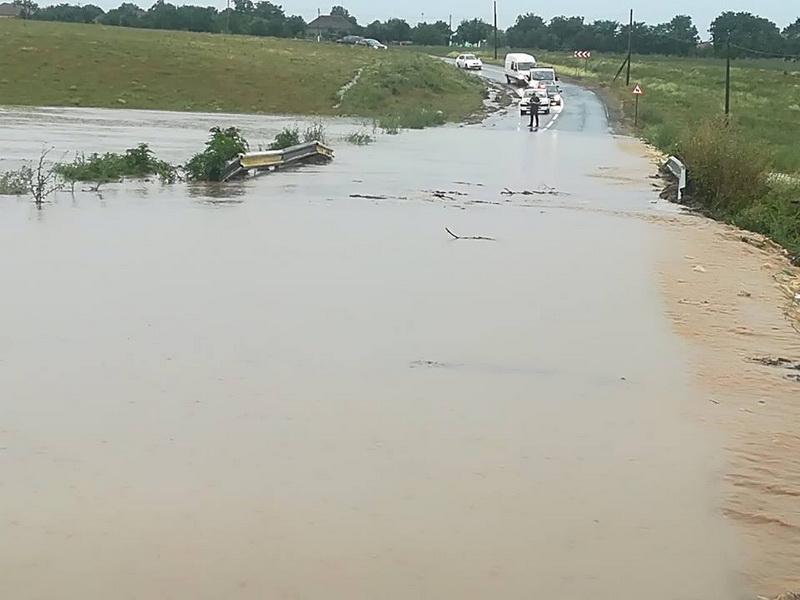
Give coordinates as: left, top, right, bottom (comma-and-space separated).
544, 97, 566, 131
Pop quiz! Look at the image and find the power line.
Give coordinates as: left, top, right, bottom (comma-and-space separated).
729, 43, 800, 60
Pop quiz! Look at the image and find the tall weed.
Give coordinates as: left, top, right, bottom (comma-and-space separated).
678, 118, 770, 217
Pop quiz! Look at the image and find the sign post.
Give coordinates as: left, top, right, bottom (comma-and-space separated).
632, 83, 644, 127
574, 50, 591, 73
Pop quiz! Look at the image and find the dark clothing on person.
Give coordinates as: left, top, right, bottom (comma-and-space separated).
529, 94, 540, 129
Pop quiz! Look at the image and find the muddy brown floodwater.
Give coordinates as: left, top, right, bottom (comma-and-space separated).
0, 103, 797, 599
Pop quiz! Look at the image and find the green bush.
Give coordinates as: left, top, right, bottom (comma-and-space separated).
56, 143, 176, 183
678, 118, 770, 217
0, 167, 32, 195
735, 184, 800, 261
345, 131, 374, 145
186, 127, 249, 182
268, 127, 301, 150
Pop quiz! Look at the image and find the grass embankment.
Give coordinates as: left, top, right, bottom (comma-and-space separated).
0, 20, 484, 127
421, 46, 800, 259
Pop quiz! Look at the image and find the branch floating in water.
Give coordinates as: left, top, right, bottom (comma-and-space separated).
445, 227, 495, 241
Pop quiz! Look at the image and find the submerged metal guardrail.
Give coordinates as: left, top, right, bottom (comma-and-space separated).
665, 155, 687, 201
221, 141, 334, 182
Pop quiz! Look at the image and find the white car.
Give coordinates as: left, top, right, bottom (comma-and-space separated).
520, 88, 550, 116
358, 38, 387, 50
456, 54, 483, 70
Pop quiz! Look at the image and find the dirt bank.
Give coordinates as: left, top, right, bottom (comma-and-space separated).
659, 216, 800, 597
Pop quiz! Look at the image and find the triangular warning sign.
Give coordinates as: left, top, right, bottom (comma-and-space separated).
632, 84, 644, 95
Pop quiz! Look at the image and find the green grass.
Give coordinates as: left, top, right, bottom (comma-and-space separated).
339, 52, 484, 128
0, 20, 483, 124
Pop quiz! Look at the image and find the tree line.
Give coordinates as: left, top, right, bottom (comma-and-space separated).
12, 1, 800, 58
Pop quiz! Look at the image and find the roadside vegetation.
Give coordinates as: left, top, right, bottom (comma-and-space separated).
0, 20, 483, 126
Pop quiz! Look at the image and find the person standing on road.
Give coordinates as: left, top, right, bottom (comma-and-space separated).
529, 91, 541, 130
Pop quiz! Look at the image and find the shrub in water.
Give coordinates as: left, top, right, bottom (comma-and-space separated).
345, 131, 374, 145
268, 127, 301, 150
0, 167, 32, 195
303, 121, 327, 144
56, 143, 176, 184
186, 127, 249, 182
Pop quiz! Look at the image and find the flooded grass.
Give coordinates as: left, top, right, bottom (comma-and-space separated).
0, 20, 483, 126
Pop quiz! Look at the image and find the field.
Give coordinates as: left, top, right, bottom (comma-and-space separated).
0, 20, 484, 126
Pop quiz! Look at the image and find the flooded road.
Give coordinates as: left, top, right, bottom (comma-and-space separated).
0, 98, 764, 599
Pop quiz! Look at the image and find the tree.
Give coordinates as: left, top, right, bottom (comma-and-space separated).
710, 12, 784, 57
249, 16, 282, 36
664, 15, 699, 55
783, 18, 800, 55
253, 1, 283, 20
331, 5, 357, 26
13, 0, 39, 19
506, 13, 547, 48
581, 20, 620, 52
455, 18, 492, 46
363, 20, 387, 41
99, 2, 143, 27
34, 3, 103, 23
383, 18, 411, 42
412, 21, 451, 46
283, 15, 305, 38
142, 1, 180, 30
547, 15, 584, 50
233, 0, 253, 14
175, 5, 218, 32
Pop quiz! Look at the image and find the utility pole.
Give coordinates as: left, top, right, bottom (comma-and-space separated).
493, 1, 498, 60
224, 0, 230, 34
449, 14, 453, 47
625, 9, 633, 86
725, 31, 731, 116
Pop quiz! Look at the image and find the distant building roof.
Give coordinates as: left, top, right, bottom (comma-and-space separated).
307, 14, 357, 34
0, 2, 22, 17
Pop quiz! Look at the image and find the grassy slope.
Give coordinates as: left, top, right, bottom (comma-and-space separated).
0, 20, 483, 123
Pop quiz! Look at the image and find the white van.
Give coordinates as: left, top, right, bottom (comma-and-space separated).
529, 67, 557, 89
504, 53, 537, 86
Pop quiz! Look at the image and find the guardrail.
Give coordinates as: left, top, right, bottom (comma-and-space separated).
221, 141, 334, 182
665, 155, 687, 201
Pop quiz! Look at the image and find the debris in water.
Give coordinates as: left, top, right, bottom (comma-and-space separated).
410, 360, 450, 369
749, 356, 800, 370
445, 227, 495, 241
349, 193, 407, 200
501, 185, 564, 196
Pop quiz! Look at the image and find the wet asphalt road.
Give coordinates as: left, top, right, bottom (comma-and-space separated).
0, 84, 745, 599
449, 60, 610, 135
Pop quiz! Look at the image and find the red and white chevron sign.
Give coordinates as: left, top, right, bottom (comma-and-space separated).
574, 50, 592, 59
